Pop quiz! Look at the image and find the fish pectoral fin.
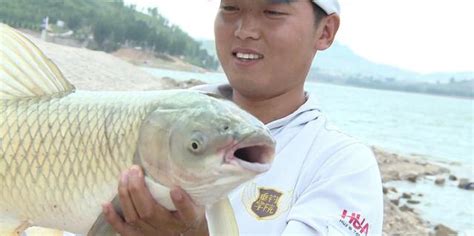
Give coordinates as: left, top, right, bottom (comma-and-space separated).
206, 197, 239, 236
87, 195, 122, 236
143, 176, 175, 210
24, 227, 64, 236
0, 23, 75, 100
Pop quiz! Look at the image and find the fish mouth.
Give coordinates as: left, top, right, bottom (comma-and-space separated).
224, 132, 275, 173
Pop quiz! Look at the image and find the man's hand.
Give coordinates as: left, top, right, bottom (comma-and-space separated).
103, 165, 209, 236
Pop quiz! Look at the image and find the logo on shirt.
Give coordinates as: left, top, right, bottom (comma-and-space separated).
251, 188, 282, 218
338, 209, 370, 236
241, 182, 292, 220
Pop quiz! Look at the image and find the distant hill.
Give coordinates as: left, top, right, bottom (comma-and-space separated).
312, 42, 473, 83
309, 42, 473, 98
199, 39, 222, 71
312, 42, 417, 81
199, 40, 217, 60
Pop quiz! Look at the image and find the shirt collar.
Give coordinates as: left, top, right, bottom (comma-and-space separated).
191, 83, 322, 130
266, 91, 321, 131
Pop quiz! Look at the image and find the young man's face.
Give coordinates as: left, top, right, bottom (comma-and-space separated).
215, 0, 319, 100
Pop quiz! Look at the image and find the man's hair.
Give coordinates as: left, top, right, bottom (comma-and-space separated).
311, 2, 328, 28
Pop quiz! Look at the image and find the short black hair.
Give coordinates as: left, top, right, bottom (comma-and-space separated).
311, 2, 328, 27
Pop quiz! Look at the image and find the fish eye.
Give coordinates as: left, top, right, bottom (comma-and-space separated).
188, 132, 207, 154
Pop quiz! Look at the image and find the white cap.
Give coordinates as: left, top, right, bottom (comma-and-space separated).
312, 0, 340, 15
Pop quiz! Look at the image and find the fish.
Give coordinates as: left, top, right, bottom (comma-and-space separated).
0, 23, 275, 235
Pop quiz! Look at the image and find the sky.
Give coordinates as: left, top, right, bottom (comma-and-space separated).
123, 0, 474, 74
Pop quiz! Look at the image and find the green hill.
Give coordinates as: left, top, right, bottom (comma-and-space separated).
0, 0, 219, 70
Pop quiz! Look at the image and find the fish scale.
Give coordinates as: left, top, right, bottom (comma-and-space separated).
0, 92, 164, 232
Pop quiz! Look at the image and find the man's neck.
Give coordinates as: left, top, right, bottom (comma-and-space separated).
232, 87, 306, 124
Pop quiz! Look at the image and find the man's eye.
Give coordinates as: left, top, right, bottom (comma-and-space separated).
264, 10, 287, 16
221, 5, 239, 12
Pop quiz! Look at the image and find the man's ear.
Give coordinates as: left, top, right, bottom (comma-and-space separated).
314, 14, 340, 51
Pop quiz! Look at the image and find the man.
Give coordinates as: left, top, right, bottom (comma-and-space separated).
103, 0, 384, 235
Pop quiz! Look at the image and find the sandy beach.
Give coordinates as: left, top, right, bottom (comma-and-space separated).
23, 33, 462, 236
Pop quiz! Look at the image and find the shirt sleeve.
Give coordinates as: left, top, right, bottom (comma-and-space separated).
282, 143, 384, 236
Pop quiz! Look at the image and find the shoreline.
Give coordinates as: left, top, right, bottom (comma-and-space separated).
24, 33, 467, 235
373, 146, 473, 235
111, 47, 210, 73
315, 81, 474, 101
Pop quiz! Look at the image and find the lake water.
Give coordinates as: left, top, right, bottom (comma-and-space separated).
143, 67, 474, 233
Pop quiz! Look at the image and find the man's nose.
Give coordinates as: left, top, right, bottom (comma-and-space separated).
234, 14, 261, 40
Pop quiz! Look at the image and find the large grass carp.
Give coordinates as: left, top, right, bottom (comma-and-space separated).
0, 24, 275, 235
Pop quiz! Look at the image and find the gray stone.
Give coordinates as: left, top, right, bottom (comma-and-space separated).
434, 224, 457, 236
439, 167, 450, 173
390, 198, 400, 206
401, 192, 412, 199
388, 170, 401, 180
466, 183, 474, 190
435, 177, 445, 185
448, 175, 457, 181
457, 178, 474, 190
406, 173, 418, 183
399, 204, 413, 212
383, 186, 398, 194
407, 199, 420, 204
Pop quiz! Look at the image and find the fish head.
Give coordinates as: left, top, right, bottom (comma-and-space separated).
137, 91, 275, 206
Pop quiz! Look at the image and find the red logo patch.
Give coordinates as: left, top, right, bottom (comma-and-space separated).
339, 209, 370, 236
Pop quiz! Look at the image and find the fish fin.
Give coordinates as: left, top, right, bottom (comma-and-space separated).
87, 195, 121, 236
242, 182, 258, 201
24, 227, 64, 236
0, 230, 17, 236
133, 152, 175, 210
206, 197, 239, 236
0, 219, 29, 235
0, 23, 75, 100
144, 176, 175, 210
0, 225, 20, 235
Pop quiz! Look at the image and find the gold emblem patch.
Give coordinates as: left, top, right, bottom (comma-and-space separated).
251, 188, 282, 218
242, 183, 292, 220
